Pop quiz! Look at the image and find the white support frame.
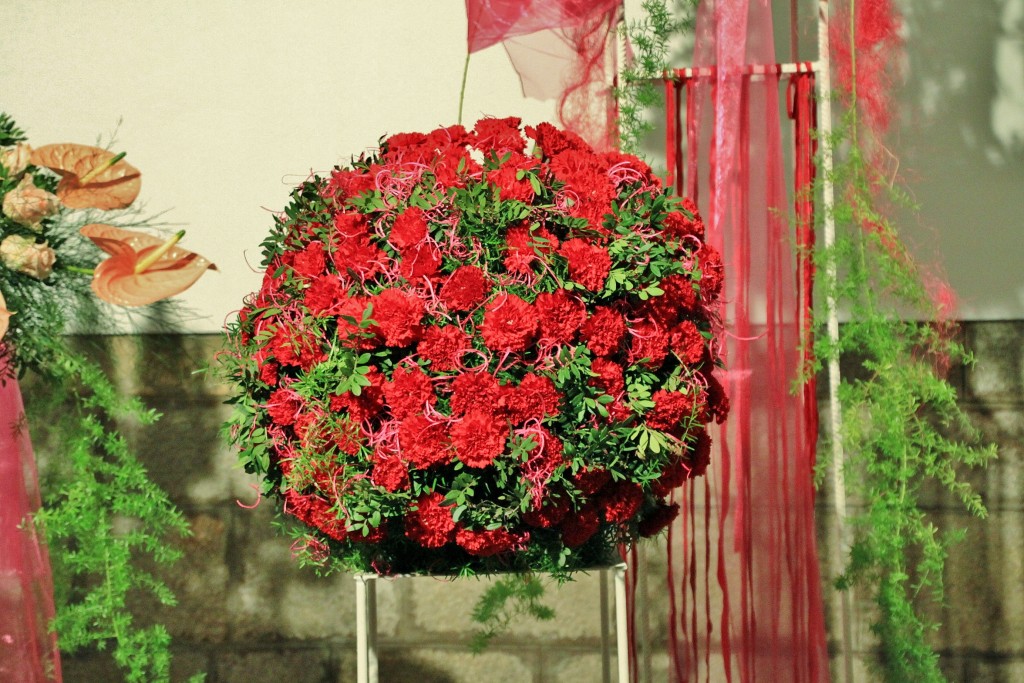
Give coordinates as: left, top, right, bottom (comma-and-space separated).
353, 563, 630, 683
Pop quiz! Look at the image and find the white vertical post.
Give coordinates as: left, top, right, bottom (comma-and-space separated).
601, 567, 613, 683
816, 1, 854, 681
613, 562, 629, 683
355, 574, 378, 683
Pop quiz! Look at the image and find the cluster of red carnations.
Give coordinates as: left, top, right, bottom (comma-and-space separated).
225, 117, 728, 574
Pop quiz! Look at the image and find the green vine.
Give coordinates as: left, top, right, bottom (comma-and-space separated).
815, 12, 998, 680
615, 0, 697, 156
469, 573, 556, 653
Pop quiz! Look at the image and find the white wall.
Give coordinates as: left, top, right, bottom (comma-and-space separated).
0, 1, 558, 332
2, 1, 1021, 326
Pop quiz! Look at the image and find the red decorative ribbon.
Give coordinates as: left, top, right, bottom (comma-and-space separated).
0, 374, 62, 682
662, 1, 829, 680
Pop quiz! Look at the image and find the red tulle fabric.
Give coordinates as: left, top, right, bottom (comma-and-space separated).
465, 0, 620, 150
662, 1, 829, 680
0, 375, 62, 682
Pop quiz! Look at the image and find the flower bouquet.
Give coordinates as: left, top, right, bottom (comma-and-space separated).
222, 117, 727, 577
0, 112, 213, 682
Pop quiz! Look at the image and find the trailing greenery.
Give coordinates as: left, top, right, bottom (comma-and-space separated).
615, 0, 699, 156
814, 43, 998, 683
2, 113, 203, 681
25, 336, 204, 683
469, 573, 556, 653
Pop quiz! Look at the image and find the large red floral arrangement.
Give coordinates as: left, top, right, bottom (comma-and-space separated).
222, 117, 728, 575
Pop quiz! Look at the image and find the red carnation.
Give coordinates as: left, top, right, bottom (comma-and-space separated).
418, 325, 470, 372
523, 494, 571, 528
304, 274, 345, 316
326, 168, 375, 201
696, 243, 725, 301
451, 409, 509, 468
503, 224, 558, 275
505, 373, 561, 425
398, 414, 453, 469
440, 265, 489, 312
581, 306, 626, 357
646, 389, 703, 435
370, 289, 425, 347
660, 274, 699, 316
455, 526, 526, 557
390, 207, 428, 249
336, 296, 377, 348
573, 467, 611, 496
561, 504, 601, 548
589, 357, 625, 396
599, 481, 644, 523
405, 493, 456, 549
383, 363, 436, 419
669, 320, 706, 365
558, 238, 611, 292
481, 293, 538, 353
651, 456, 692, 497
334, 211, 372, 239
330, 367, 385, 423
535, 289, 586, 345
525, 122, 588, 157
628, 321, 670, 369
472, 116, 525, 154
293, 241, 327, 279
701, 372, 730, 424
398, 240, 442, 281
331, 233, 386, 281
450, 370, 504, 417
639, 502, 680, 537
486, 153, 538, 204
687, 429, 712, 477
266, 388, 302, 427
663, 210, 705, 241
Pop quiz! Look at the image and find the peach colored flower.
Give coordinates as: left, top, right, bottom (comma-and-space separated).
80, 223, 215, 306
0, 235, 56, 280
0, 143, 32, 177
2, 175, 59, 229
30, 143, 140, 210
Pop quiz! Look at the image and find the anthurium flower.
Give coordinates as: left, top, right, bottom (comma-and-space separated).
80, 223, 216, 306
2, 175, 59, 229
31, 143, 141, 210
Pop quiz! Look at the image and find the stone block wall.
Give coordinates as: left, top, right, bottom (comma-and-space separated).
28, 322, 1024, 682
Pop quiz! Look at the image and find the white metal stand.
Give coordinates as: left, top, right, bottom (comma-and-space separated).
354, 563, 630, 683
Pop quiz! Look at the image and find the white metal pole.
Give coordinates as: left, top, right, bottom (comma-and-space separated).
613, 562, 630, 683
816, 1, 855, 681
355, 574, 379, 683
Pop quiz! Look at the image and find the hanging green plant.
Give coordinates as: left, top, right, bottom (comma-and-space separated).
815, 2, 998, 680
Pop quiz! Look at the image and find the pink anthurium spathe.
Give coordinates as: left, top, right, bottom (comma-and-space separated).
31, 143, 141, 210
79, 223, 216, 307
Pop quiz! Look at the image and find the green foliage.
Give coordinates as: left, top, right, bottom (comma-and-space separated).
25, 336, 200, 682
469, 573, 556, 653
815, 113, 997, 681
615, 0, 698, 155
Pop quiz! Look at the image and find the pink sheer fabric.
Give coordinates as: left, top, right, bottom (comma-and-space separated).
664, 1, 829, 681
0, 375, 62, 682
465, 0, 621, 150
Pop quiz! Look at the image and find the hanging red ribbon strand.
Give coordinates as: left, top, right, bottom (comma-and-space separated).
664, 1, 829, 680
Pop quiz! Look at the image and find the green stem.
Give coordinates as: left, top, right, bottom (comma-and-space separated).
65, 265, 95, 275
458, 52, 471, 126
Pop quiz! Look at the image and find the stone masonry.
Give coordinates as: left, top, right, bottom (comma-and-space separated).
27, 321, 1024, 682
